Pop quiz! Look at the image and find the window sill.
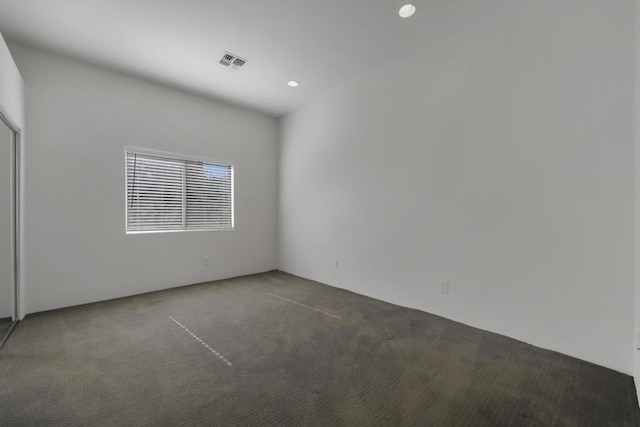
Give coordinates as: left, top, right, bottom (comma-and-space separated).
126, 228, 234, 235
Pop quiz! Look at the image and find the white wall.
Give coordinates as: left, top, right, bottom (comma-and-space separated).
279, 0, 635, 374
8, 43, 278, 314
0, 33, 24, 320
0, 34, 24, 128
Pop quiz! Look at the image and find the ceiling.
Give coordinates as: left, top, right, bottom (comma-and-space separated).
0, 0, 464, 117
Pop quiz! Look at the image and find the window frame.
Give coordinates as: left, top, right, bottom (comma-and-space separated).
124, 147, 234, 234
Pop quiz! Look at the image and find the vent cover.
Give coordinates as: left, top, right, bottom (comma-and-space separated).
219, 52, 248, 69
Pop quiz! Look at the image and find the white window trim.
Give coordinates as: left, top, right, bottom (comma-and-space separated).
124, 147, 234, 234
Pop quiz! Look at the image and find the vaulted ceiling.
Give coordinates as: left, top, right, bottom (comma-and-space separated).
0, 0, 489, 116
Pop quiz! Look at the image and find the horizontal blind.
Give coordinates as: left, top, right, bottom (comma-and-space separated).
185, 161, 233, 230
126, 152, 184, 231
126, 151, 233, 232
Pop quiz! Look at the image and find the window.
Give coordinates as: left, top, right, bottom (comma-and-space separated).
126, 149, 233, 233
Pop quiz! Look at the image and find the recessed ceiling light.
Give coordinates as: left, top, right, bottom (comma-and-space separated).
399, 4, 417, 18
287, 80, 299, 88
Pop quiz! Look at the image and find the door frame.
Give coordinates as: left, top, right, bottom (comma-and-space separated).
0, 108, 20, 348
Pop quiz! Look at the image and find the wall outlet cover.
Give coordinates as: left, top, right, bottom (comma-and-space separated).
440, 281, 449, 294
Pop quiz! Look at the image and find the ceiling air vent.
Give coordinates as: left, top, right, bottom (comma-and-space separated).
219, 52, 248, 70
232, 58, 246, 68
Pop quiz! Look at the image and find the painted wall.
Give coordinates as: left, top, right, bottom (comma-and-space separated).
0, 33, 24, 320
0, 34, 24, 127
8, 43, 278, 314
279, 0, 635, 374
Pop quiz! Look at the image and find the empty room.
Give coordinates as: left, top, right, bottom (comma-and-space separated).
1, 0, 639, 425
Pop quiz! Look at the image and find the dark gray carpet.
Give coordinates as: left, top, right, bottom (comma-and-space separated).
0, 317, 11, 333
0, 317, 12, 344
0, 271, 638, 426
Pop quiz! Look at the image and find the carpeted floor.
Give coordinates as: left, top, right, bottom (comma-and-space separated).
0, 271, 638, 426
0, 317, 12, 336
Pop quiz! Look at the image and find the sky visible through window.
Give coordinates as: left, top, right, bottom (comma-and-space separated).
203, 163, 230, 179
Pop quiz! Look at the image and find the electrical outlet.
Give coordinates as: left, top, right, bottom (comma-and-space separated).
440, 280, 449, 294
203, 257, 210, 267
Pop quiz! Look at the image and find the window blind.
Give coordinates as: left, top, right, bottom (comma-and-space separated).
126, 151, 233, 232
